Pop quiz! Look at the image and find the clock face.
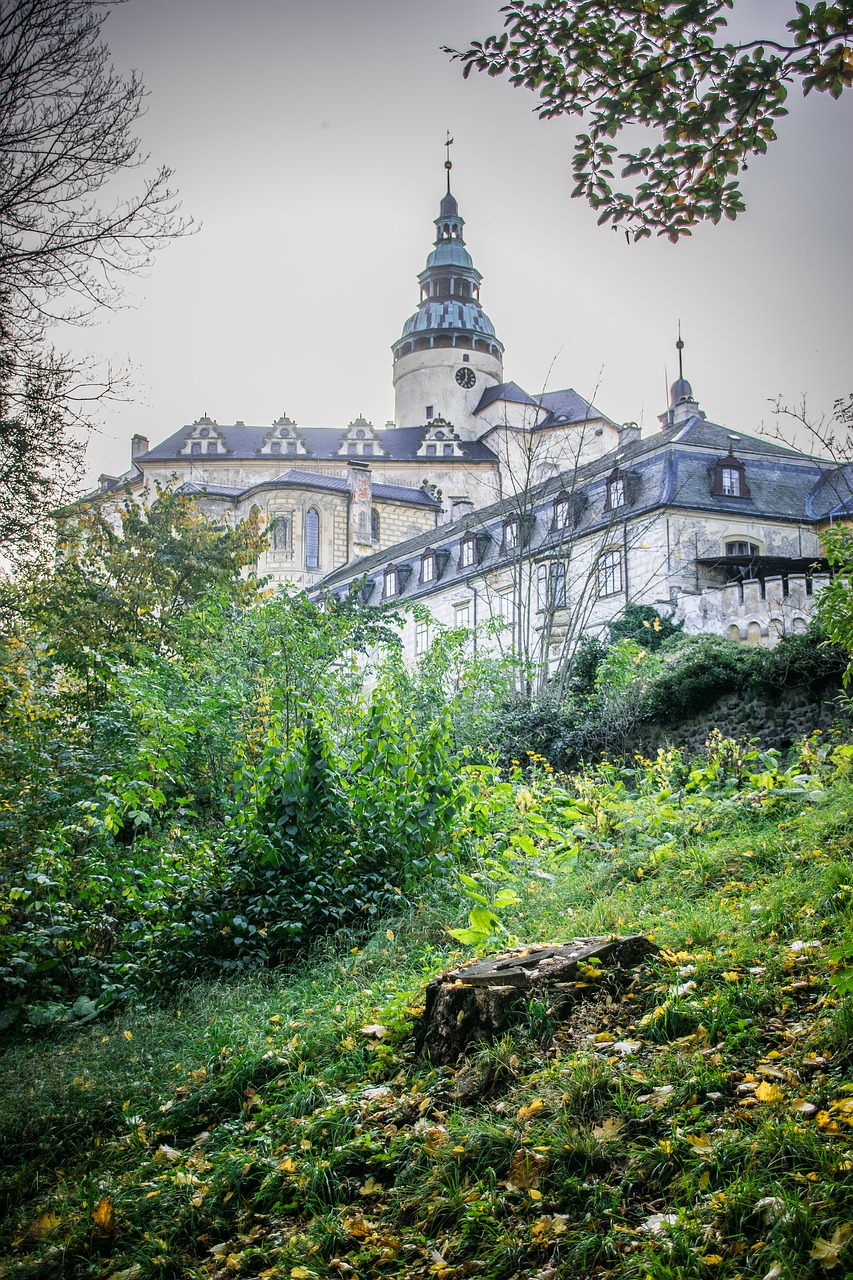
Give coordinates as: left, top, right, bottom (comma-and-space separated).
455, 366, 476, 389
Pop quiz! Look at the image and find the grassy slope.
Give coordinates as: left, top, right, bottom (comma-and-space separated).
2, 781, 853, 1280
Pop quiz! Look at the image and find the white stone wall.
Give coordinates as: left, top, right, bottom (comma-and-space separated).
675, 574, 829, 646
392, 347, 503, 436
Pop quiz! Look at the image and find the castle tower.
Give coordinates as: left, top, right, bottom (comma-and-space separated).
391, 174, 504, 438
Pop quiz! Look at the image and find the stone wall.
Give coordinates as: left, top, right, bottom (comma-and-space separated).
674, 574, 829, 647
636, 682, 847, 758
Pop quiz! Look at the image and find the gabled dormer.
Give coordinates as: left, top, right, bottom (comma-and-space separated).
711, 451, 751, 500
258, 415, 308, 458
337, 416, 387, 459
178, 415, 231, 457
416, 417, 465, 458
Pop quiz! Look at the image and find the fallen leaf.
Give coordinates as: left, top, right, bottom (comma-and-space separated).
92, 1197, 117, 1235
791, 1098, 817, 1115
685, 1133, 715, 1157
593, 1117, 624, 1143
518, 1098, 546, 1121
290, 1268, 316, 1279
358, 1024, 387, 1039
754, 1081, 784, 1104
29, 1211, 60, 1239
811, 1225, 852, 1269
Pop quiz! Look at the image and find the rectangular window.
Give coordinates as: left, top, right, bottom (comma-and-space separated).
609, 478, 625, 508
454, 603, 471, 629
270, 441, 281, 455
443, 444, 454, 456
537, 564, 548, 611
598, 550, 622, 596
721, 467, 740, 496
426, 405, 434, 420
551, 561, 567, 608
426, 443, 436, 456
286, 441, 297, 454
460, 538, 476, 567
190, 441, 202, 455
504, 520, 519, 550
498, 590, 515, 625
421, 554, 435, 583
415, 620, 430, 656
363, 443, 374, 456
383, 568, 397, 598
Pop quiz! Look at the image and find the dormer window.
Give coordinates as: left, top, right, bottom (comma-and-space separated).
552, 491, 571, 530
460, 533, 478, 568
270, 441, 281, 455
608, 477, 625, 509
712, 455, 750, 499
383, 565, 399, 598
421, 551, 436, 584
190, 442, 202, 455
503, 517, 520, 551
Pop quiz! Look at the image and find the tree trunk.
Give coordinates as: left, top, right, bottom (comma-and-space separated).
415, 935, 658, 1065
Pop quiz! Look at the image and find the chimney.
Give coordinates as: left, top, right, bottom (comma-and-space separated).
131, 433, 149, 460
347, 459, 373, 560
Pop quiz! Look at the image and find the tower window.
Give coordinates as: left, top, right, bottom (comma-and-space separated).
426, 405, 434, 420
462, 353, 469, 362
371, 508, 380, 541
305, 508, 320, 570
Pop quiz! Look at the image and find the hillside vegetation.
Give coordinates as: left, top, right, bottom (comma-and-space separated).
2, 735, 853, 1280
3, 493, 853, 1279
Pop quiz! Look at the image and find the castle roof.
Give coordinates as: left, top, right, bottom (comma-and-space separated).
140, 423, 499, 463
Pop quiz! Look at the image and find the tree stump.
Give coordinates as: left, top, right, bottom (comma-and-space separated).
415, 935, 658, 1065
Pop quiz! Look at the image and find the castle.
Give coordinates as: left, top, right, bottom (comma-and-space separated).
100, 166, 853, 672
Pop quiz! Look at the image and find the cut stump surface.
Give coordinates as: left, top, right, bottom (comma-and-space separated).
415, 935, 658, 1064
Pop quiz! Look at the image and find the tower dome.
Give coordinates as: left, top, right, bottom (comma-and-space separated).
391, 175, 504, 438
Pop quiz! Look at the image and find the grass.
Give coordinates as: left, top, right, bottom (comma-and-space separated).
2, 774, 853, 1280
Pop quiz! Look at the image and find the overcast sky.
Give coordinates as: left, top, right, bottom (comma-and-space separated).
67, 0, 853, 482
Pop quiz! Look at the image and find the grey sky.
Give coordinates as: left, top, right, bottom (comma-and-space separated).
68, 0, 852, 482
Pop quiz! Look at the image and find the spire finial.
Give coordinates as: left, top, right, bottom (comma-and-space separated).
676, 321, 684, 380
444, 131, 454, 193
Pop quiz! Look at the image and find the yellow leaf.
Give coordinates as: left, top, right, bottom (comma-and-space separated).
811, 1225, 852, 1268
291, 1269, 316, 1279
529, 1188, 542, 1201
280, 1157, 297, 1173
30, 1211, 60, 1239
593, 1117, 624, 1143
702, 1255, 724, 1266
385, 929, 394, 941
685, 1133, 715, 1157
123, 1030, 133, 1041
92, 1197, 117, 1234
698, 1170, 711, 1190
754, 1081, 783, 1104
518, 1099, 545, 1121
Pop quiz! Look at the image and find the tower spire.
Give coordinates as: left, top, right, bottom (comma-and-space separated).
676, 321, 684, 380
444, 131, 454, 193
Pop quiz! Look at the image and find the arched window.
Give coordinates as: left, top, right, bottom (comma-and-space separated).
503, 517, 520, 551
551, 561, 567, 608
305, 508, 320, 569
383, 565, 398, 598
371, 508, 380, 541
421, 551, 435, 584
459, 533, 478, 568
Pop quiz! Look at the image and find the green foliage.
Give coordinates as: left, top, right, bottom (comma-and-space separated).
449, 1, 853, 239
816, 525, 853, 683
608, 602, 683, 650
